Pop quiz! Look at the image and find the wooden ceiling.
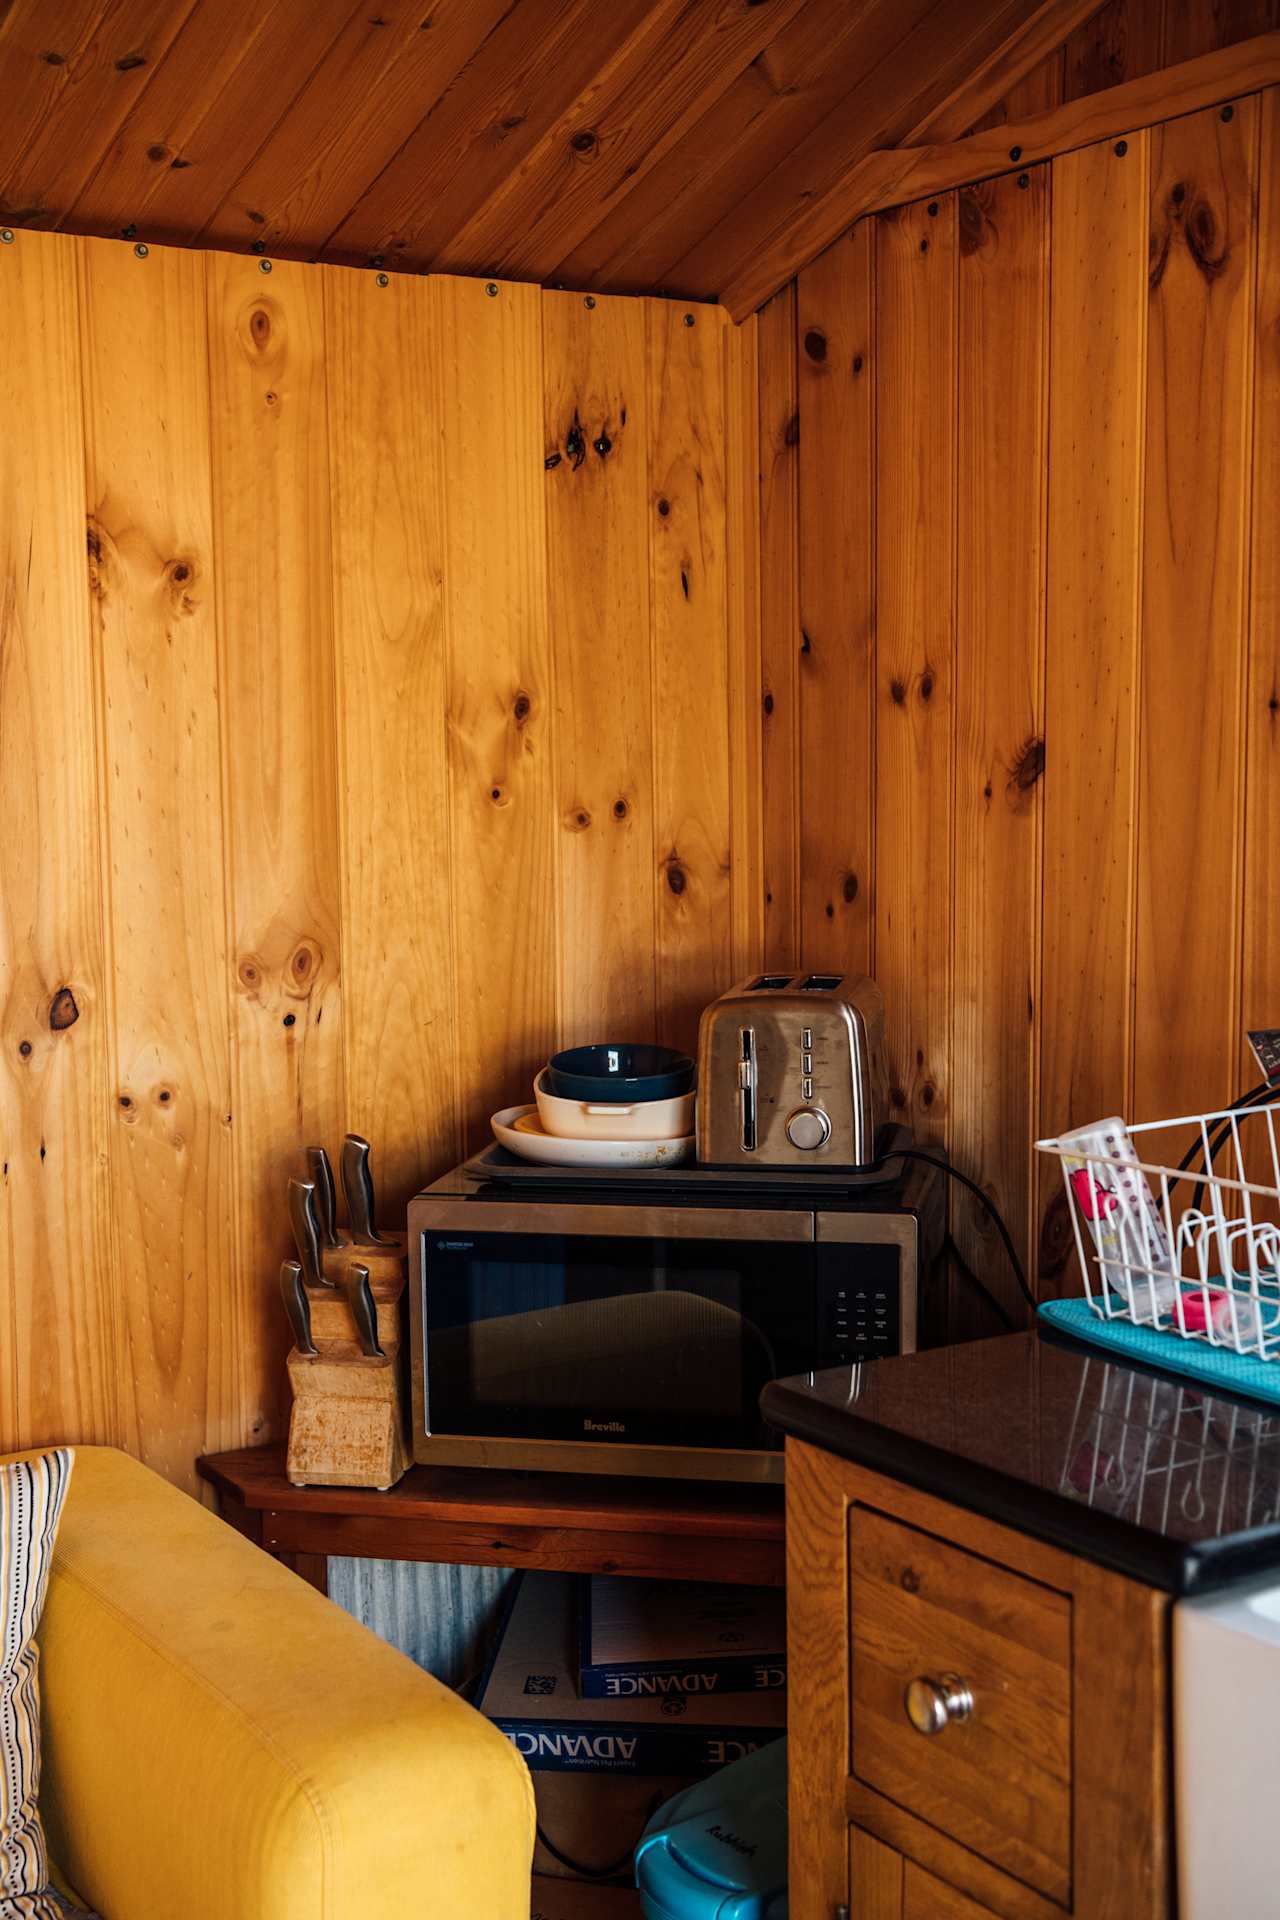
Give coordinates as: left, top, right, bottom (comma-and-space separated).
0, 0, 1181, 311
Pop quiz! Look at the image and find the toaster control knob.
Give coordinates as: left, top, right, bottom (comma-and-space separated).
786, 1106, 832, 1151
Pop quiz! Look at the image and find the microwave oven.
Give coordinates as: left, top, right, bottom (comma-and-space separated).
406, 1151, 945, 1484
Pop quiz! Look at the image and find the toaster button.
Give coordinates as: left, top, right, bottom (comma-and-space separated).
785, 1106, 832, 1150
802, 1051, 813, 1075
802, 1075, 813, 1099
801, 1028, 812, 1049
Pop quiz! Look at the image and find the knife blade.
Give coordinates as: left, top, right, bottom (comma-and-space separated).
279, 1258, 318, 1357
341, 1134, 391, 1245
345, 1262, 384, 1358
306, 1146, 341, 1249
288, 1177, 337, 1290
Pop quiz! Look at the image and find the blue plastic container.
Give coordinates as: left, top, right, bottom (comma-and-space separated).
634, 1737, 787, 1920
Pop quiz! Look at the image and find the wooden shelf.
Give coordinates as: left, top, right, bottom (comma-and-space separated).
198, 1444, 785, 1588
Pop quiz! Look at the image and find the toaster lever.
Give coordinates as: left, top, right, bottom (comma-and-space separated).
739, 1028, 757, 1152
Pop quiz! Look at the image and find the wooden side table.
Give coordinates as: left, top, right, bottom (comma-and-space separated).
197, 1444, 786, 1595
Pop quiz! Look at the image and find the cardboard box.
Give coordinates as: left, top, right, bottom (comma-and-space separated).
531, 1876, 642, 1920
479, 1572, 785, 1776
532, 1767, 689, 1880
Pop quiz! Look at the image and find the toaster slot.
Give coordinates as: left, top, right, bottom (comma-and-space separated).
798, 972, 843, 991
746, 973, 793, 991
738, 1027, 757, 1151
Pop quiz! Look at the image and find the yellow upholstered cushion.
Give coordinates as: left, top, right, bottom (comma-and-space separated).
36, 1448, 534, 1919
0, 1447, 74, 1920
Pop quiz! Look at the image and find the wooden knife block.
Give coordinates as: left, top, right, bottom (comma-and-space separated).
285, 1231, 411, 1491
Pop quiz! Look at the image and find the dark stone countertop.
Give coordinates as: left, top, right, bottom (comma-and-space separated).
761, 1329, 1280, 1595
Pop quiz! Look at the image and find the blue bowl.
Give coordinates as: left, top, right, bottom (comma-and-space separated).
546, 1043, 694, 1105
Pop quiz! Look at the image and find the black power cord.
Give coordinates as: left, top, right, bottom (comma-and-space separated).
874, 1145, 1036, 1319
1174, 1081, 1276, 1215
536, 1786, 665, 1881
944, 1230, 1017, 1333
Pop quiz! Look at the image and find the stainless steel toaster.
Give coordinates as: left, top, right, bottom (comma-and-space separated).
696, 972, 890, 1169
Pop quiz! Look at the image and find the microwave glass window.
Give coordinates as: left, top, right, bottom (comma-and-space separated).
423, 1232, 818, 1450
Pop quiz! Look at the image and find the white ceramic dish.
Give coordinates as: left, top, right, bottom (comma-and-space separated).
532, 1067, 696, 1142
491, 1105, 694, 1169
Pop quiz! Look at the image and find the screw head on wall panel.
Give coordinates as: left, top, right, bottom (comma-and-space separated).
1009, 144, 1022, 161
259, 258, 273, 273
683, 312, 695, 326
1114, 139, 1128, 156
0, 229, 13, 244
376, 272, 389, 287
133, 242, 149, 257
486, 281, 499, 297
1221, 103, 1234, 121
584, 294, 596, 308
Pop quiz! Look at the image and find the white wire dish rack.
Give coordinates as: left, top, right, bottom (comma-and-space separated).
1036, 1105, 1280, 1362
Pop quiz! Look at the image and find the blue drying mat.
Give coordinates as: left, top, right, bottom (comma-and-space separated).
1039, 1297, 1280, 1407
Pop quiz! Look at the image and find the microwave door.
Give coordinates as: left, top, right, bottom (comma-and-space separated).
420, 1225, 815, 1450
431, 1291, 776, 1415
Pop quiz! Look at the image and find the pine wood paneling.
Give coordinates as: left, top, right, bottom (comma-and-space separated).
1039, 132, 1148, 1283
434, 274, 558, 1149
648, 302, 733, 1056
326, 266, 459, 1222
81, 237, 233, 1483
1244, 89, 1280, 1086
1063, 0, 1167, 99
758, 284, 801, 969
67, 2, 358, 243
0, 0, 198, 225
197, 1, 512, 256
543, 289, 657, 1045
207, 253, 345, 1450
725, 309, 765, 984
1135, 100, 1258, 1123
1, 235, 744, 1473
874, 196, 955, 1148
953, 166, 1048, 1303
0, 230, 116, 1451
796, 226, 875, 976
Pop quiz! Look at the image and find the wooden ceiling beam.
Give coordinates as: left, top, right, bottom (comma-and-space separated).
720, 26, 1280, 317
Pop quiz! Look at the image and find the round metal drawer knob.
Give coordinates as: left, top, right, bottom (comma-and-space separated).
904, 1674, 974, 1736
785, 1106, 831, 1150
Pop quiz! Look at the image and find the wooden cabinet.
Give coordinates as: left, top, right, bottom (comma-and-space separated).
787, 1439, 1172, 1920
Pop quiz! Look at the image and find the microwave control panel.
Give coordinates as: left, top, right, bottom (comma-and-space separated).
815, 1242, 903, 1365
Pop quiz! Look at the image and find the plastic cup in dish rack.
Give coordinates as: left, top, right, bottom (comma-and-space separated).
533, 1067, 695, 1143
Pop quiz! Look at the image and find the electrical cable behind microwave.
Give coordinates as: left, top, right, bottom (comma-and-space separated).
874, 1146, 1036, 1318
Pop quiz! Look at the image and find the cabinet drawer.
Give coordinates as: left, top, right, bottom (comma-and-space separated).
849, 1506, 1072, 1906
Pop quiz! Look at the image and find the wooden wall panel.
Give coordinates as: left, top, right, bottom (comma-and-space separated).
326, 266, 459, 1222
757, 284, 801, 969
1040, 132, 1146, 1245
81, 239, 234, 1483
0, 231, 116, 1451
434, 274, 557, 1148
1135, 100, 1257, 1123
873, 196, 955, 1149
760, 63, 1280, 1313
1244, 89, 1280, 1087
543, 289, 656, 1046
0, 233, 742, 1474
648, 302, 733, 1057
207, 253, 346, 1450
952, 167, 1048, 1303
796, 226, 875, 978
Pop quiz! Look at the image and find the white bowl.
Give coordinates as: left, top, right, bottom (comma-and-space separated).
491, 1106, 694, 1169
533, 1067, 695, 1142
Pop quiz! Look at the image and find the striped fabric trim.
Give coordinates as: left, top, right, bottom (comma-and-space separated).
0, 1450, 74, 1920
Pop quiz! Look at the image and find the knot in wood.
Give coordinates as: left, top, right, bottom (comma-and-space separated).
513, 691, 531, 724
49, 987, 79, 1031
570, 129, 597, 154
802, 328, 827, 363
666, 861, 687, 897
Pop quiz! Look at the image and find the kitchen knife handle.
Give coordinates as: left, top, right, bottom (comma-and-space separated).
345, 1263, 384, 1359
306, 1147, 341, 1249
279, 1259, 318, 1357
341, 1134, 390, 1246
288, 1177, 336, 1290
